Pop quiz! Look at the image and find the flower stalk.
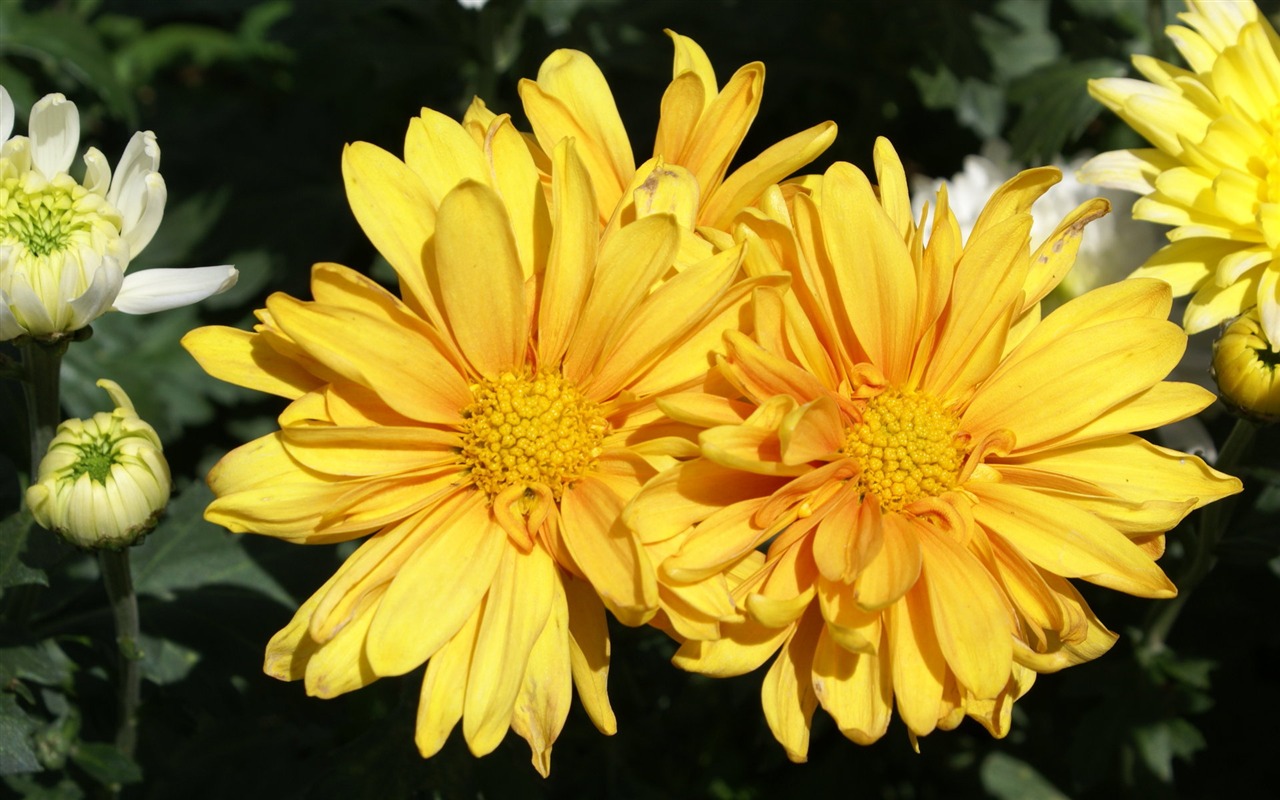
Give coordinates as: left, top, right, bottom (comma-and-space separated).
98, 548, 142, 758
1142, 417, 1258, 658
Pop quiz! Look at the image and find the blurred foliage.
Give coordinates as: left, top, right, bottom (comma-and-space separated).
2, 0, 1280, 797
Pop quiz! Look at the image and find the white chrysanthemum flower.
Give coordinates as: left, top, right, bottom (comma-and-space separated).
0, 86, 238, 342
26, 379, 171, 549
910, 140, 1165, 297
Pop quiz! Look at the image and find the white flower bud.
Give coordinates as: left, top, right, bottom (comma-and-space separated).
26, 379, 171, 549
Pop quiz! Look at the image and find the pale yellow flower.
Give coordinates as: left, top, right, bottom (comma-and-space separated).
0, 86, 237, 341
1081, 0, 1280, 344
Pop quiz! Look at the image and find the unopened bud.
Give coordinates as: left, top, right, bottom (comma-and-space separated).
1213, 309, 1280, 424
26, 379, 170, 548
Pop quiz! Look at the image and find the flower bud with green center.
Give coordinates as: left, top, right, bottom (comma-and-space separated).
26, 379, 171, 549
1213, 309, 1280, 423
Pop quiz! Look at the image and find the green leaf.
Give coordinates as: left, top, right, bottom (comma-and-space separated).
0, 641, 74, 689
129, 481, 293, 608
980, 751, 1070, 800
0, 6, 137, 126
136, 634, 200, 686
976, 0, 1061, 83
68, 742, 141, 787
0, 694, 41, 775
1134, 718, 1206, 782
1007, 57, 1129, 161
0, 510, 48, 592
61, 303, 253, 443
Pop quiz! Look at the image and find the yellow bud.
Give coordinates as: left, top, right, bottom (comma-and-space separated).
1212, 310, 1280, 423
25, 379, 171, 549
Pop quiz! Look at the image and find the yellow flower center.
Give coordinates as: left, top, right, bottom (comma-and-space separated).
460, 371, 608, 500
0, 175, 121, 259
843, 389, 965, 513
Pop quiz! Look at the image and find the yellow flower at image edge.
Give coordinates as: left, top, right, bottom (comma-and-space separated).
1080, 0, 1280, 344
624, 139, 1243, 760
27, 379, 171, 549
182, 115, 771, 773
1213, 309, 1280, 421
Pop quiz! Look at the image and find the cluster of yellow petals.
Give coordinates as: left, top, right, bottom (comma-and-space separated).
184, 31, 834, 778
626, 138, 1241, 761
1082, 0, 1280, 344
182, 14, 1248, 776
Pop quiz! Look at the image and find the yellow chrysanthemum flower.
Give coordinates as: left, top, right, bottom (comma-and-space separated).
624, 138, 1241, 760
516, 31, 836, 234
1080, 0, 1280, 344
182, 103, 773, 775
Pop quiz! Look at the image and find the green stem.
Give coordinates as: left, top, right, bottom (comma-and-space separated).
98, 549, 142, 759
18, 338, 68, 477
1142, 417, 1257, 658
1, 340, 69, 628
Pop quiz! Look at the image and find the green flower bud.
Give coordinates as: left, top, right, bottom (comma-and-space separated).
26, 379, 170, 548
1213, 309, 1280, 424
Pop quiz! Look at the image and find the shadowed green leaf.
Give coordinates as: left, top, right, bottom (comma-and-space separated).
130, 481, 293, 608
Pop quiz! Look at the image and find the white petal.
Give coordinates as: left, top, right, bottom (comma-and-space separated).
8, 275, 56, 336
113, 265, 238, 314
69, 257, 125, 329
82, 147, 112, 195
28, 93, 79, 177
107, 131, 160, 210
2, 135, 31, 172
119, 172, 166, 255
0, 289, 26, 341
1, 86, 13, 142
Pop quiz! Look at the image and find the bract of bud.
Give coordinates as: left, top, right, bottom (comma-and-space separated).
1213, 309, 1280, 424
26, 379, 171, 549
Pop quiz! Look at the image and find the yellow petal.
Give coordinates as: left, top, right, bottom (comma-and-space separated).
761, 609, 821, 763
964, 318, 1184, 451
341, 142, 436, 316
559, 475, 658, 625
854, 513, 922, 610
886, 583, 946, 737
434, 180, 527, 377
538, 139, 598, 366
463, 544, 557, 758
267, 295, 470, 425
970, 481, 1176, 598
510, 571, 573, 778
415, 601, 483, 758
672, 614, 792, 677
778, 395, 845, 465
181, 326, 322, 400
586, 244, 745, 399
623, 458, 781, 545
520, 49, 634, 219
678, 61, 763, 200
1018, 381, 1217, 455
820, 161, 917, 383
303, 584, 383, 699
403, 107, 490, 206
280, 425, 459, 476
811, 625, 892, 745
365, 492, 506, 675
562, 213, 680, 384
563, 573, 617, 735
482, 115, 550, 281
918, 528, 1013, 700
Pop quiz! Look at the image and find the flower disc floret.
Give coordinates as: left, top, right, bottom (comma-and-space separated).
0, 173, 122, 259
843, 390, 965, 512
461, 371, 608, 500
